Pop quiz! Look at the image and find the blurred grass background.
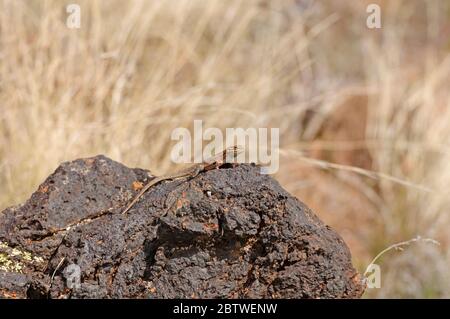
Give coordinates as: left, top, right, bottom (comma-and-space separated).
1, 0, 450, 298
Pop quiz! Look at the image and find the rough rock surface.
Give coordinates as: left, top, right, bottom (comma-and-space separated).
0, 155, 364, 299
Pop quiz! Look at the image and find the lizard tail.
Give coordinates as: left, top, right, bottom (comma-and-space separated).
121, 184, 150, 214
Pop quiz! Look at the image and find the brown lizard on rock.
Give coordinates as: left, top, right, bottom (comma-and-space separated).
121, 145, 243, 215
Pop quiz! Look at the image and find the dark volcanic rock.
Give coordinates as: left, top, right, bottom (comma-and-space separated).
0, 155, 364, 299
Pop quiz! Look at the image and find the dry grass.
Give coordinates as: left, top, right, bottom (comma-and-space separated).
1, 0, 449, 298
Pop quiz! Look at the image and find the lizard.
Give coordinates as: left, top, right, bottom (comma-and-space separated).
121, 145, 243, 215
25, 146, 242, 243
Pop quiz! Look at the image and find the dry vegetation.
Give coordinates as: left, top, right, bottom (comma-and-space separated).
1, 0, 449, 298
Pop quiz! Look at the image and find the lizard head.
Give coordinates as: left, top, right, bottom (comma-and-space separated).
224, 145, 244, 163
